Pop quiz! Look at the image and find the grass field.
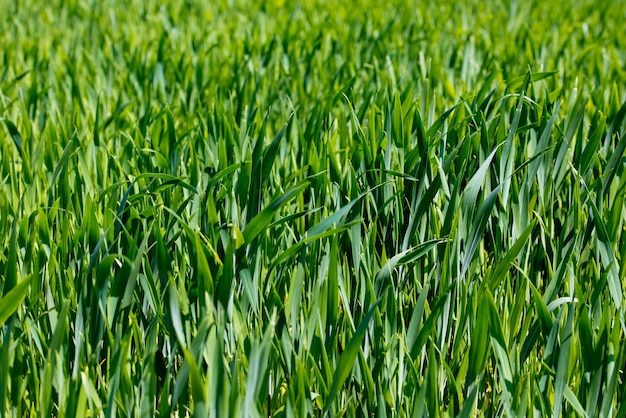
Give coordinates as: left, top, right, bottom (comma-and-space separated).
1, 0, 626, 416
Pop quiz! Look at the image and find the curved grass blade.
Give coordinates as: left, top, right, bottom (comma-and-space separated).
323, 301, 379, 416
242, 180, 310, 245
1, 118, 23, 156
0, 276, 32, 328
485, 220, 536, 291
461, 185, 501, 278
553, 300, 575, 418
375, 238, 446, 297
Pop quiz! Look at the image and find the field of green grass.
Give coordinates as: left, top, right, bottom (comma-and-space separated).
1, 0, 626, 416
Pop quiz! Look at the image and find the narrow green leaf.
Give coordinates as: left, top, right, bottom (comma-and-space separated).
462, 145, 501, 210
486, 220, 535, 291
0, 276, 32, 327
601, 99, 626, 193
50, 132, 78, 186
553, 300, 575, 418
485, 289, 513, 414
181, 347, 206, 416
243, 180, 310, 244
461, 185, 501, 278
324, 301, 379, 415
563, 385, 588, 418
169, 280, 186, 348
1, 118, 23, 156
375, 239, 445, 297
466, 291, 490, 387
120, 227, 150, 311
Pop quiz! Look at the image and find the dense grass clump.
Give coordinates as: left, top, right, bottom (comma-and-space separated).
1, 0, 626, 416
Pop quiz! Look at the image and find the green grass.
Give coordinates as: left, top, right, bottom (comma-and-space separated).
1, 0, 626, 416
